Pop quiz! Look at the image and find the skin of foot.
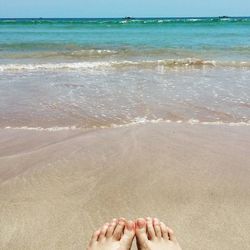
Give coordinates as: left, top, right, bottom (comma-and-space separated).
87, 218, 135, 250
135, 217, 182, 250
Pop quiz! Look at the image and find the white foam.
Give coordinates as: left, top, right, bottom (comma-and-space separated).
187, 119, 250, 126
3, 119, 250, 132
1, 58, 249, 72
0, 62, 111, 72
0, 59, 233, 72
4, 126, 79, 131
71, 49, 117, 55
110, 117, 164, 128
111, 118, 250, 128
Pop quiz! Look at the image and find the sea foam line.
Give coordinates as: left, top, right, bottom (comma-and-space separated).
0, 62, 111, 71
3, 119, 250, 132
4, 126, 79, 132
110, 118, 250, 128
1, 59, 249, 72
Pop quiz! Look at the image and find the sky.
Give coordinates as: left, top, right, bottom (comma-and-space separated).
0, 0, 249, 18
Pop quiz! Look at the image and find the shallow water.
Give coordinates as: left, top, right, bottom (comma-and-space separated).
0, 17, 250, 129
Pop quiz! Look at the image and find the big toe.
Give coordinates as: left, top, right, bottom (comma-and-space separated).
120, 220, 135, 246
124, 220, 135, 237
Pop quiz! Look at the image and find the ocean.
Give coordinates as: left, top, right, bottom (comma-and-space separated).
0, 17, 250, 130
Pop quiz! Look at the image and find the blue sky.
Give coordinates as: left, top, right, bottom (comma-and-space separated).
0, 0, 249, 18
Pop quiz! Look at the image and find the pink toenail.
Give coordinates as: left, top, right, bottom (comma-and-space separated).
126, 221, 135, 231
137, 219, 146, 229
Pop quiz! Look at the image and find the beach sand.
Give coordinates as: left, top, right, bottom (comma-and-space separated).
0, 123, 250, 250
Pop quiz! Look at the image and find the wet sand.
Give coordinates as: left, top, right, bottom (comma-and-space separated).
0, 123, 250, 250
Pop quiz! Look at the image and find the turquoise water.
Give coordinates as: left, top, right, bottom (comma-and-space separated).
1, 17, 250, 63
0, 18, 250, 129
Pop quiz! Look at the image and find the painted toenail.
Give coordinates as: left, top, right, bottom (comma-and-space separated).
137, 218, 146, 229
126, 221, 135, 231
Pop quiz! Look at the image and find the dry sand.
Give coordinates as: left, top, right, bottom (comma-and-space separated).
0, 123, 250, 250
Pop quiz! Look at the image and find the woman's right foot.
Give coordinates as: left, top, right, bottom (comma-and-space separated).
135, 217, 182, 250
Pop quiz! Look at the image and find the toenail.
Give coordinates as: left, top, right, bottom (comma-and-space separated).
153, 218, 159, 223
118, 220, 125, 225
137, 219, 146, 229
126, 221, 135, 231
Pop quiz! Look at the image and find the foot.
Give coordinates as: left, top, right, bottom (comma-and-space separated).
135, 217, 182, 250
87, 218, 135, 250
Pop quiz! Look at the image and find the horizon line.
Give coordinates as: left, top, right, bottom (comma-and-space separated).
1, 15, 249, 19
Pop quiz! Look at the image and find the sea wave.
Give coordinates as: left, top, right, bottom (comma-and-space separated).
1, 59, 250, 72
1, 46, 250, 60
0, 61, 111, 71
0, 49, 118, 59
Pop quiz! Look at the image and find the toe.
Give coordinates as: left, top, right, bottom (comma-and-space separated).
89, 229, 100, 246
113, 218, 126, 240
160, 222, 169, 240
167, 227, 177, 242
121, 220, 135, 244
153, 218, 162, 238
98, 223, 109, 241
125, 220, 135, 234
135, 218, 148, 242
106, 219, 117, 238
146, 217, 155, 240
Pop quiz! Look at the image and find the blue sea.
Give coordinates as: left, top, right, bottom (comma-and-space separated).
0, 17, 250, 129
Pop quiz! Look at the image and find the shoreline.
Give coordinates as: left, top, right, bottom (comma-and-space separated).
0, 123, 250, 249
2, 118, 250, 132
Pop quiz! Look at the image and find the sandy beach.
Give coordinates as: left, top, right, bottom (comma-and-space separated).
0, 123, 250, 250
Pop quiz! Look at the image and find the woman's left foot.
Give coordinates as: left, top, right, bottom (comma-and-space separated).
87, 218, 135, 250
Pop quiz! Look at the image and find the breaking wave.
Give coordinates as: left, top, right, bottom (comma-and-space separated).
1, 59, 250, 72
